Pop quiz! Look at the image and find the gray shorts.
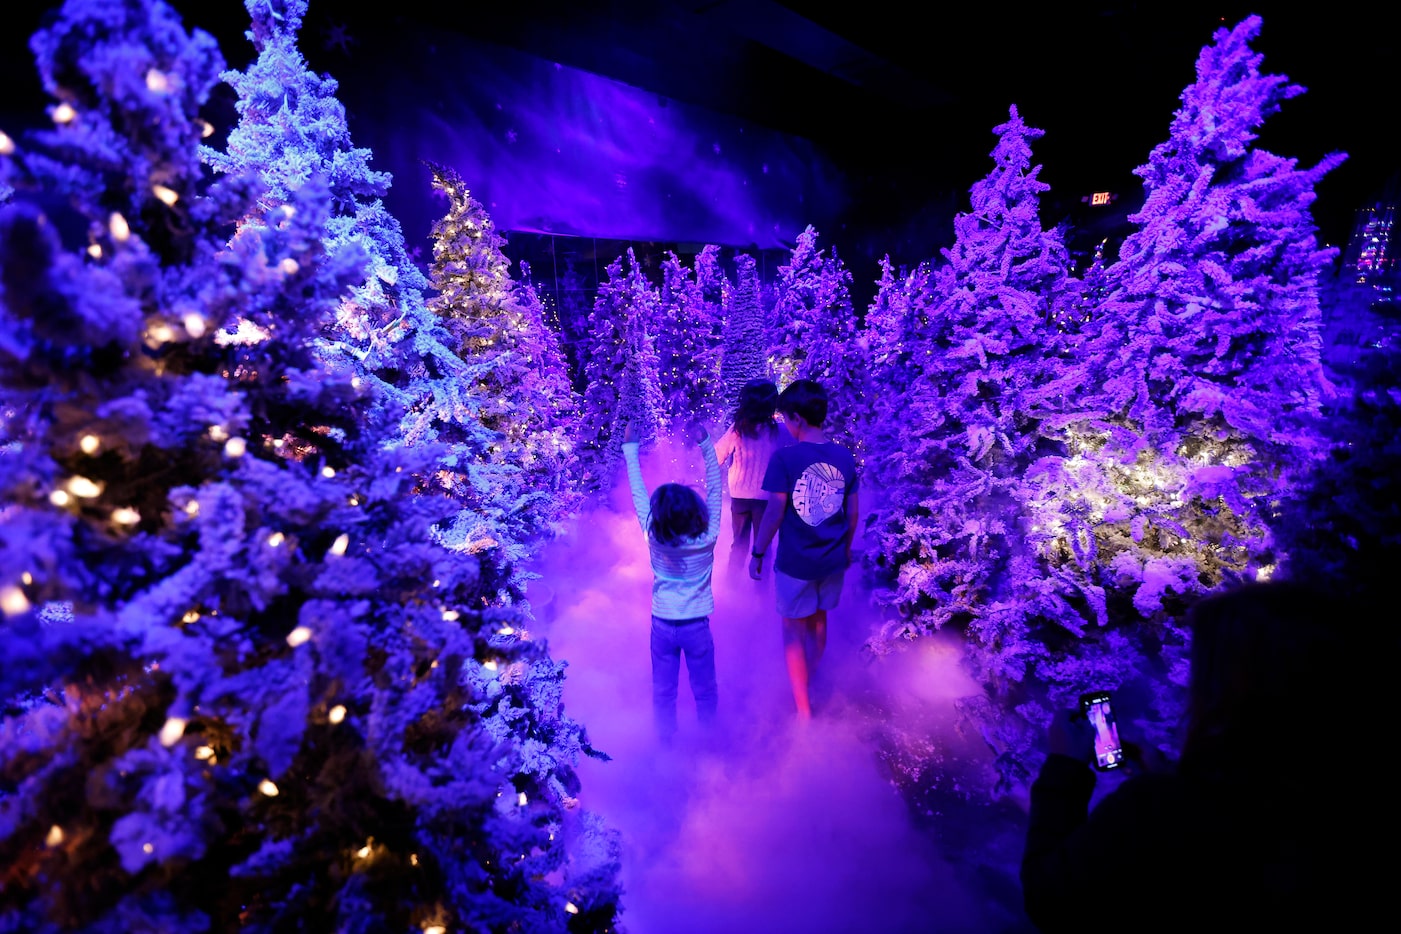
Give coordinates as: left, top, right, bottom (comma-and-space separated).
774, 566, 846, 618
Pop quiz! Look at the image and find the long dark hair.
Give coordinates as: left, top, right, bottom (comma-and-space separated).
732, 379, 779, 440
649, 482, 707, 545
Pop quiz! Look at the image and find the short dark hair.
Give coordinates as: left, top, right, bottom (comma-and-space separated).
648, 482, 708, 545
777, 379, 827, 427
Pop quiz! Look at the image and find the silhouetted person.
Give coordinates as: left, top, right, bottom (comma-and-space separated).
1020, 579, 1391, 932
713, 378, 784, 572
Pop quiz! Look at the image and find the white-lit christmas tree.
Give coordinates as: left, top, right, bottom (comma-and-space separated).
0, 0, 622, 929
424, 162, 584, 575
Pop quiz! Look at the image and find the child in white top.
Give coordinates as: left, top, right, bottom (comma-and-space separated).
621, 420, 722, 741
713, 379, 784, 566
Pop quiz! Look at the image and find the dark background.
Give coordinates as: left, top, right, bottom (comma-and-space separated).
4, 1, 1397, 307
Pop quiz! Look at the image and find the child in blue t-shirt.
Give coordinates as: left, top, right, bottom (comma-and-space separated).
748, 379, 859, 720
621, 420, 723, 742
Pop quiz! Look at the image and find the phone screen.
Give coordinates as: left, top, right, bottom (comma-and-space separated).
1081, 691, 1125, 770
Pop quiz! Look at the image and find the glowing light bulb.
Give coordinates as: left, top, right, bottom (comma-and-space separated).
51, 102, 76, 124
208, 425, 228, 442
182, 609, 201, 624
267, 532, 285, 548
21, 572, 32, 586
441, 609, 460, 621
145, 68, 169, 93
112, 507, 140, 526
67, 476, 102, 498
424, 926, 445, 934
482, 660, 498, 672
497, 626, 514, 636
258, 779, 279, 797
224, 437, 246, 458
87, 243, 102, 259
184, 500, 199, 516
410, 853, 419, 866
1, 586, 31, 616
279, 257, 300, 275
79, 434, 100, 454
194, 745, 214, 760
565, 903, 579, 915
0, 130, 14, 154
109, 212, 130, 241
158, 717, 186, 747
45, 825, 63, 847
320, 466, 335, 478
329, 533, 349, 556
49, 490, 71, 507
328, 704, 346, 724
183, 313, 206, 338
285, 625, 311, 647
351, 377, 362, 389
356, 842, 372, 859
152, 184, 178, 206
198, 119, 215, 138
518, 792, 528, 806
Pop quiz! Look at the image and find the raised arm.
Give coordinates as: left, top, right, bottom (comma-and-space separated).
621, 422, 650, 533
700, 432, 722, 540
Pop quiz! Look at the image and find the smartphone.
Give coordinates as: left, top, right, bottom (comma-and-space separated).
1079, 690, 1125, 771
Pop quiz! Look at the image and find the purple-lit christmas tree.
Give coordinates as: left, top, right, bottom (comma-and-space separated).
575, 247, 662, 493
655, 249, 725, 429
0, 1, 621, 929
862, 106, 1096, 789
717, 252, 768, 418
767, 225, 868, 459
424, 162, 583, 571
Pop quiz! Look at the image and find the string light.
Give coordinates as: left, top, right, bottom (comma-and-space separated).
51, 102, 76, 124
45, 825, 63, 847
109, 212, 130, 241
279, 258, 300, 275
0, 586, 31, 615
224, 437, 247, 458
158, 717, 187, 747
183, 312, 206, 338
21, 572, 32, 585
182, 609, 201, 624
329, 533, 349, 556
285, 625, 311, 647
328, 704, 346, 724
258, 780, 279, 797
67, 476, 102, 498
565, 903, 579, 915
151, 184, 179, 206
198, 119, 215, 138
87, 243, 102, 259
321, 466, 335, 478
194, 746, 214, 760
0, 130, 13, 154
79, 434, 100, 454
267, 532, 286, 548
49, 490, 71, 507
112, 507, 140, 526
441, 609, 459, 621
145, 68, 169, 93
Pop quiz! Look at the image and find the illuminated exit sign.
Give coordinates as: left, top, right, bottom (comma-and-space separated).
1091, 191, 1112, 206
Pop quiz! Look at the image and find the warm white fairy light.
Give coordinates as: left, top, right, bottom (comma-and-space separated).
51, 102, 76, 124
183, 313, 206, 338
424, 926, 446, 934
410, 853, 419, 866
151, 184, 179, 206
482, 660, 499, 672
142, 842, 154, 854
111, 507, 140, 526
517, 792, 528, 806
67, 476, 102, 498
86, 243, 102, 259
329, 533, 349, 556
565, 903, 579, 915
198, 119, 215, 138
267, 531, 286, 548
109, 212, 130, 241
49, 490, 71, 507
146, 321, 175, 346
497, 626, 514, 636
285, 625, 311, 647
194, 745, 214, 760
441, 609, 459, 622
328, 704, 347, 724
21, 572, 32, 586
184, 500, 199, 516
158, 717, 187, 747
145, 68, 169, 93
45, 825, 63, 847
321, 466, 335, 478
224, 437, 247, 458
258, 779, 279, 796
0, 586, 31, 616
355, 841, 372, 859
182, 609, 201, 624
351, 376, 362, 389
279, 257, 300, 275
0, 130, 14, 155
79, 434, 100, 454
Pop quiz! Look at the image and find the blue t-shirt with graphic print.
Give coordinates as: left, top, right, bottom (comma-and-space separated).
762, 440, 858, 580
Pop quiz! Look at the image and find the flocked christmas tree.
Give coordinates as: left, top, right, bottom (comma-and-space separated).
204, 1, 533, 600
0, 0, 622, 929
424, 161, 583, 570
655, 248, 725, 429
717, 251, 769, 418
862, 106, 1101, 789
1048, 14, 1343, 651
574, 247, 662, 494
767, 225, 869, 460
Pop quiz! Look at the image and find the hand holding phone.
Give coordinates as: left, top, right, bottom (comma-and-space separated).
1079, 691, 1126, 771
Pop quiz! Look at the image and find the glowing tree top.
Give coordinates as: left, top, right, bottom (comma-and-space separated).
0, 1, 621, 929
